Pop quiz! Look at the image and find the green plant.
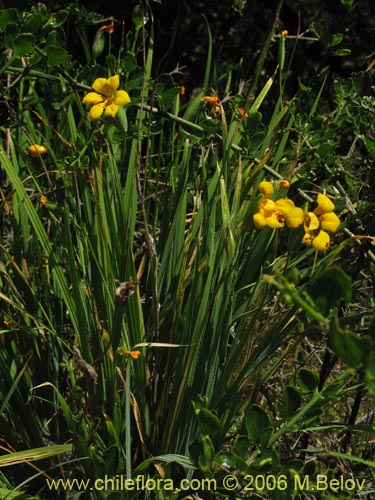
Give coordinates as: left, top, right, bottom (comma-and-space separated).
0, 2, 374, 500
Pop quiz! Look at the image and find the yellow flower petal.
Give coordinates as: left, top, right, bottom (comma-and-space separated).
114, 90, 131, 106
28, 144, 47, 156
275, 198, 295, 215
320, 212, 340, 233
266, 213, 284, 228
303, 232, 313, 246
312, 230, 330, 252
108, 74, 120, 91
89, 103, 105, 120
82, 92, 104, 104
285, 207, 304, 228
314, 193, 335, 215
92, 77, 110, 94
304, 212, 320, 231
92, 76, 119, 96
253, 211, 267, 229
259, 181, 274, 197
263, 199, 275, 217
104, 103, 118, 117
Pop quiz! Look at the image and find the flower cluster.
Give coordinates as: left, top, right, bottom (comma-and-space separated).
302, 193, 340, 251
253, 181, 304, 230
253, 181, 340, 252
82, 75, 130, 120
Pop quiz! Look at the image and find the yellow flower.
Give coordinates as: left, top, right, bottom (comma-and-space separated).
320, 212, 340, 232
302, 194, 340, 252
253, 181, 304, 230
253, 211, 267, 229
313, 193, 335, 215
82, 75, 130, 120
252, 185, 341, 252
253, 198, 283, 229
304, 229, 330, 252
28, 144, 47, 156
39, 195, 47, 205
278, 201, 304, 228
304, 212, 320, 232
258, 180, 274, 197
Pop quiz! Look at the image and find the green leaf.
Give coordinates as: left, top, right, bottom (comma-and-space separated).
0, 8, 18, 30
196, 408, 220, 435
124, 52, 137, 72
192, 394, 209, 412
340, 0, 354, 7
328, 33, 344, 48
159, 87, 181, 109
297, 368, 319, 393
308, 266, 352, 315
246, 111, 262, 132
245, 405, 271, 444
213, 451, 237, 469
198, 436, 215, 473
46, 44, 71, 67
328, 317, 372, 370
132, 5, 145, 29
105, 54, 118, 75
201, 435, 215, 463
134, 454, 195, 473
334, 48, 351, 56
233, 436, 251, 459
279, 386, 302, 419
248, 72, 275, 113
24, 12, 47, 34
365, 352, 375, 396
0, 444, 72, 467
352, 71, 373, 97
298, 79, 312, 92
0, 489, 35, 500
9, 33, 36, 56
234, 0, 247, 12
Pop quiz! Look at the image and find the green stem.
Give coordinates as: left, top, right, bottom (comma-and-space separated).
125, 360, 132, 479
249, 0, 284, 96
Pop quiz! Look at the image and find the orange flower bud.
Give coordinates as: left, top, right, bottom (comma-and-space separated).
4, 320, 16, 328
202, 96, 219, 106
239, 107, 249, 118
120, 349, 141, 359
100, 20, 115, 34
